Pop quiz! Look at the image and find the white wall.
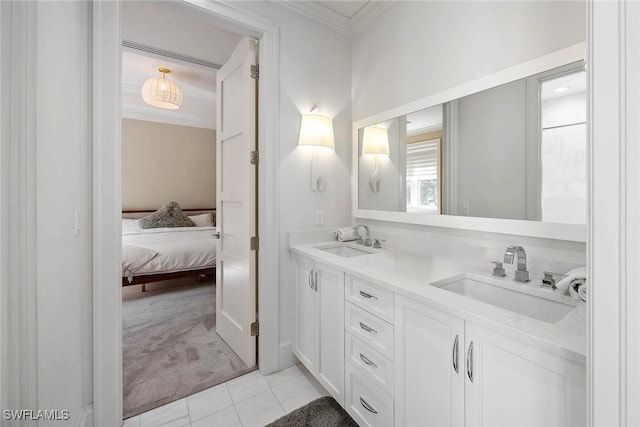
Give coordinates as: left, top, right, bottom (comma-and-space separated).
352, 1, 586, 121
35, 2, 93, 425
246, 2, 352, 369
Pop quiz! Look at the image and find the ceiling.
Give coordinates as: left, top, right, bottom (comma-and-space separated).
541, 71, 587, 101
122, 2, 243, 129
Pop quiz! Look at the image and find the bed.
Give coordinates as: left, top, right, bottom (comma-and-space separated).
121, 209, 217, 290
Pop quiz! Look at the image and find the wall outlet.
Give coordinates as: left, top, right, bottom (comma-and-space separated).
463, 200, 470, 216
315, 210, 325, 226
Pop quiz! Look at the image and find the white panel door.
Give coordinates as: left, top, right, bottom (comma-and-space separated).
316, 262, 345, 405
395, 296, 465, 427
294, 255, 316, 371
216, 37, 258, 367
464, 322, 586, 427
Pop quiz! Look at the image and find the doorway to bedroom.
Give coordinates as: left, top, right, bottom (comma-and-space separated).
119, 1, 259, 419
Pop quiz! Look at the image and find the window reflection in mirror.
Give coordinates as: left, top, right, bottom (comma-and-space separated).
405, 106, 442, 213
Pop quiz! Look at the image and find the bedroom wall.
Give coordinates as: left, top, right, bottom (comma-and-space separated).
351, 1, 587, 264
121, 119, 216, 210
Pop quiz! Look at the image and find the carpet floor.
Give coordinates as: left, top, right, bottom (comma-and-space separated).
123, 278, 255, 419
267, 396, 358, 427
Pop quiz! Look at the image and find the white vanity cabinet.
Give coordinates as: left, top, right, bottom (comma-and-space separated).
294, 255, 345, 405
395, 295, 586, 427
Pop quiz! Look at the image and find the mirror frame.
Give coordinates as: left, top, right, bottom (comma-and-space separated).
352, 43, 587, 242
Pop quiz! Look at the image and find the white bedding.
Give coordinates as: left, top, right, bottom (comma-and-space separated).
122, 226, 217, 280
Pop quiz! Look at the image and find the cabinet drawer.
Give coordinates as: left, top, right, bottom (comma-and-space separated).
345, 275, 394, 324
345, 302, 394, 360
345, 361, 394, 427
345, 332, 394, 396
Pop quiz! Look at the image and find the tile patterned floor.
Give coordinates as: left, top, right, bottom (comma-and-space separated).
123, 364, 328, 427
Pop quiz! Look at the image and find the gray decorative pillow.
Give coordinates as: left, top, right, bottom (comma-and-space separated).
139, 201, 196, 229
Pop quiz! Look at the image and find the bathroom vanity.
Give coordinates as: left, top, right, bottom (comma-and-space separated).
289, 241, 586, 427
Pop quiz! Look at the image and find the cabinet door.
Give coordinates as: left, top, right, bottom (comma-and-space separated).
464, 322, 586, 427
316, 262, 345, 405
395, 296, 465, 427
294, 255, 316, 372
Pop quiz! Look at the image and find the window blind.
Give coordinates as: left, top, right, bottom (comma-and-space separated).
406, 139, 439, 180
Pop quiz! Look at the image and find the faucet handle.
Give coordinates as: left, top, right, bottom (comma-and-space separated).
491, 261, 506, 277
373, 239, 385, 249
541, 271, 567, 290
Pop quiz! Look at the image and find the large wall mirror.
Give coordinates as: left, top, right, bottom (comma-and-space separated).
353, 45, 587, 241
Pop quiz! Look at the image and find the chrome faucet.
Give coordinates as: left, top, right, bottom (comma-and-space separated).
504, 245, 529, 283
353, 225, 372, 247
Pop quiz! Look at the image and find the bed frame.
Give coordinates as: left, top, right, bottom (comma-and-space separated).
122, 208, 216, 291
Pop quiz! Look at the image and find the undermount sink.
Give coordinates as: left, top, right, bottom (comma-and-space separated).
432, 274, 576, 323
316, 244, 373, 258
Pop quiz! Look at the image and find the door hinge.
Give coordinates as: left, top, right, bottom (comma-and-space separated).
251, 321, 259, 336
250, 64, 259, 80
250, 150, 259, 165
250, 236, 259, 251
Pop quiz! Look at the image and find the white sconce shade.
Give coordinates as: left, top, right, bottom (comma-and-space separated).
362, 125, 389, 193
142, 68, 183, 110
363, 125, 389, 155
298, 114, 335, 149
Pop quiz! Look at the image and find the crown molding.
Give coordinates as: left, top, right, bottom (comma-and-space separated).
350, 1, 394, 34
277, 0, 393, 36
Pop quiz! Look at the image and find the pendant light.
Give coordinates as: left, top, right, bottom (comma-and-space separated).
141, 67, 183, 110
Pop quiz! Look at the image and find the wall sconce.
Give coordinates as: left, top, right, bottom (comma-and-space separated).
363, 125, 389, 192
298, 111, 335, 192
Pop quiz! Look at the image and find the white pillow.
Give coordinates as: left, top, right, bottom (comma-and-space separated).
122, 218, 142, 233
189, 213, 213, 227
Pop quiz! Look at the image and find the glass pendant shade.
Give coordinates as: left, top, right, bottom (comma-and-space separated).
142, 68, 183, 110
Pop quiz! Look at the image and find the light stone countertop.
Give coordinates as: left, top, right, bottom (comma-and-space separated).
289, 240, 587, 365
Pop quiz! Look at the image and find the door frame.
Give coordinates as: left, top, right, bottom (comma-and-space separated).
92, 1, 281, 425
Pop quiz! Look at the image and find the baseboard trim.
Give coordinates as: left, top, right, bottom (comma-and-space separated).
76, 404, 94, 427
278, 340, 296, 370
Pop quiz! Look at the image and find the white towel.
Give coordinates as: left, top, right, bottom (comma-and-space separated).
568, 278, 587, 301
334, 227, 358, 242
556, 266, 587, 292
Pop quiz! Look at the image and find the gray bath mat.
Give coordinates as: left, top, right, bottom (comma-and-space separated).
267, 396, 358, 427
123, 279, 255, 419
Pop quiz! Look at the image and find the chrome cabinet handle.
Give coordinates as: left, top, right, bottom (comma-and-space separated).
467, 342, 474, 382
452, 334, 459, 374
314, 271, 318, 291
359, 322, 377, 334
359, 353, 378, 368
359, 397, 378, 414
308, 270, 313, 290
359, 290, 378, 300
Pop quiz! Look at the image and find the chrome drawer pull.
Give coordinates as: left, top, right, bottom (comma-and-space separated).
359, 353, 378, 368
452, 334, 459, 374
359, 322, 377, 334
359, 290, 378, 300
467, 342, 474, 382
359, 397, 378, 414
